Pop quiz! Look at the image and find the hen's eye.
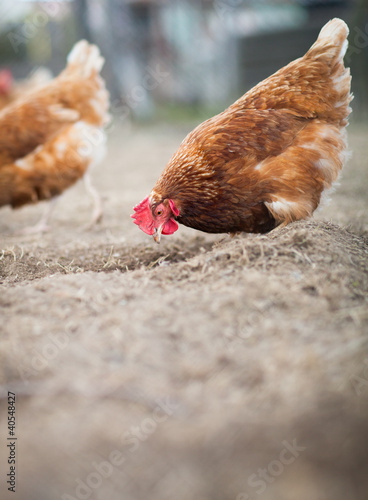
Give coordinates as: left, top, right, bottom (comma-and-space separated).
156, 209, 163, 216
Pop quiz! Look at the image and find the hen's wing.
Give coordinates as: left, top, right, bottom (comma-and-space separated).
0, 102, 79, 167
0, 122, 105, 209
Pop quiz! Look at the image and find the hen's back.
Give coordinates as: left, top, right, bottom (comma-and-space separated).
236, 18, 352, 126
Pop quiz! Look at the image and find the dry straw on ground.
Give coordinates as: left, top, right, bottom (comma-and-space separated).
0, 124, 367, 500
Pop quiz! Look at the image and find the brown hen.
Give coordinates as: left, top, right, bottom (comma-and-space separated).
0, 40, 109, 230
132, 18, 352, 243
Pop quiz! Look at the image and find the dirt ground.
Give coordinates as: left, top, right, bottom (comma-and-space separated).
0, 122, 368, 500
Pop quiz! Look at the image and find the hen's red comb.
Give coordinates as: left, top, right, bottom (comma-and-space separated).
131, 196, 155, 235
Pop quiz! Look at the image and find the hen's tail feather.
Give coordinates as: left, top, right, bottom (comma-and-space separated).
306, 18, 352, 125
239, 18, 352, 126
60, 40, 109, 126
65, 40, 105, 79
307, 18, 349, 64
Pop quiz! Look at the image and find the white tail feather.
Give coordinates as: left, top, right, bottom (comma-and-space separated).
66, 40, 105, 78
318, 18, 349, 44
308, 18, 349, 64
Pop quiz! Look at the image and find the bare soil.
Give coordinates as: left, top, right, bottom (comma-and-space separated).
0, 123, 368, 500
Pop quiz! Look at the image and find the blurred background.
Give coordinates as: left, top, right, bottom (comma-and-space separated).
0, 0, 367, 125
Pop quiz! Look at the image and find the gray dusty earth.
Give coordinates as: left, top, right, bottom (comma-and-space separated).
0, 122, 368, 500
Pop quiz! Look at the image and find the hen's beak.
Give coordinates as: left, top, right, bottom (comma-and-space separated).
153, 224, 163, 244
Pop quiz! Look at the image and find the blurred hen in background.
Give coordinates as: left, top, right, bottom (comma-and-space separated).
0, 38, 109, 232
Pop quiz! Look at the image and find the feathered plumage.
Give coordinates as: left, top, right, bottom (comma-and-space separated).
132, 18, 352, 243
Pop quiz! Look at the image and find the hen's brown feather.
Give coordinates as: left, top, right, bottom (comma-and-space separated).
150, 18, 352, 235
0, 123, 99, 208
